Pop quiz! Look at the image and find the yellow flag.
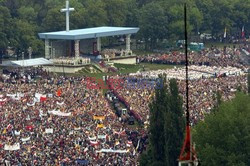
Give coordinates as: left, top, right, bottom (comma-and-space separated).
97, 124, 104, 128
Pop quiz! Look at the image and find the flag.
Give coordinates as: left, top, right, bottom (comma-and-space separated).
56, 88, 62, 97
25, 125, 34, 131
97, 124, 104, 128
224, 27, 227, 38
6, 124, 13, 130
2, 129, 7, 134
40, 96, 47, 102
136, 139, 140, 150
127, 140, 133, 147
242, 26, 245, 38
90, 140, 99, 146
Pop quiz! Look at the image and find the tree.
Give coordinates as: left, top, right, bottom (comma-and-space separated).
140, 78, 185, 166
125, 0, 138, 27
193, 93, 250, 165
104, 0, 128, 26
165, 79, 185, 165
0, 6, 12, 54
17, 6, 38, 23
42, 7, 65, 32
147, 76, 168, 165
138, 2, 168, 49
84, 0, 108, 27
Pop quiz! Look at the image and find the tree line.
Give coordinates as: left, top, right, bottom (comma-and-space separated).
0, 0, 249, 55
139, 77, 185, 166
140, 74, 250, 166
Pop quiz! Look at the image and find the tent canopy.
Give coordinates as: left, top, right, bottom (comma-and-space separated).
38, 26, 139, 40
1, 58, 52, 67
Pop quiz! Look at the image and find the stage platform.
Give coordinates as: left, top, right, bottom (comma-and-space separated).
43, 55, 137, 74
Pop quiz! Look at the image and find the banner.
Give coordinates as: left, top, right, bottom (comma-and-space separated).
96, 149, 128, 153
45, 128, 53, 134
57, 101, 64, 106
93, 115, 105, 120
4, 143, 20, 151
88, 136, 96, 141
75, 159, 89, 165
27, 102, 35, 107
74, 127, 81, 131
48, 110, 71, 117
0, 98, 7, 102
7, 94, 22, 100
97, 135, 106, 139
21, 137, 30, 142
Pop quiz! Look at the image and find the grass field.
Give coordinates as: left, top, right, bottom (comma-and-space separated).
76, 63, 182, 79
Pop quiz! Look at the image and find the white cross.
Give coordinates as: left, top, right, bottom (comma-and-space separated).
60, 0, 75, 32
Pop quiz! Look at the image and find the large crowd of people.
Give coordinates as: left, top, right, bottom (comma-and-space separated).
113, 66, 248, 125
0, 43, 249, 164
0, 68, 141, 165
139, 45, 249, 68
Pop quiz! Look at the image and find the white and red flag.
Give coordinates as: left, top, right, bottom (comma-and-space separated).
241, 26, 245, 38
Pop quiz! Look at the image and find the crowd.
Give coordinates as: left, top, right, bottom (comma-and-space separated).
0, 68, 141, 165
0, 43, 249, 165
52, 57, 91, 65
113, 66, 248, 125
138, 45, 249, 68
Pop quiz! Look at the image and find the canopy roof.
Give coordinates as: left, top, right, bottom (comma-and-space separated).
38, 26, 139, 40
1, 58, 52, 67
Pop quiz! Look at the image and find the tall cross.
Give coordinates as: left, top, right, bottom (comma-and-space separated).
60, 0, 75, 32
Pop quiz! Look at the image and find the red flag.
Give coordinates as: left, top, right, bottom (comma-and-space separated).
57, 88, 62, 97
40, 96, 47, 102
90, 140, 99, 146
26, 125, 34, 131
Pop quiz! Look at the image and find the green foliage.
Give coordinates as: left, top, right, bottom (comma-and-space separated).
193, 93, 250, 165
0, 0, 249, 55
138, 2, 168, 49
140, 77, 185, 166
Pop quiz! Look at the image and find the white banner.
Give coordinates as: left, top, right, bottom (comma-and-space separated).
4, 143, 20, 151
7, 94, 22, 100
27, 101, 36, 106
45, 128, 53, 134
48, 110, 71, 117
97, 135, 106, 139
0, 98, 7, 102
88, 136, 96, 141
21, 137, 30, 142
57, 101, 64, 106
96, 149, 128, 153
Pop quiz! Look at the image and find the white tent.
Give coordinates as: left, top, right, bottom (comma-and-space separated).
1, 58, 52, 67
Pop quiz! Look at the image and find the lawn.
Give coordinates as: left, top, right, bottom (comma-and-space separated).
50, 63, 181, 79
